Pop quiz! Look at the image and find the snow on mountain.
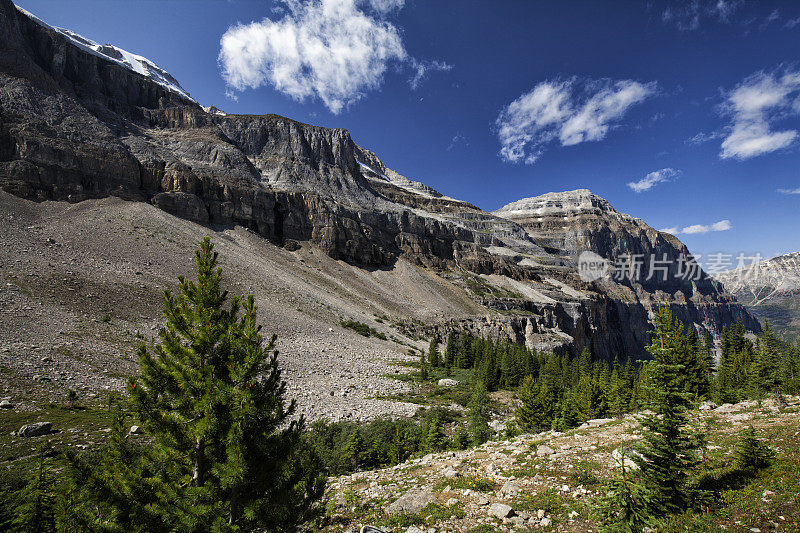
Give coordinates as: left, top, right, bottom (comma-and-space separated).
15, 4, 195, 103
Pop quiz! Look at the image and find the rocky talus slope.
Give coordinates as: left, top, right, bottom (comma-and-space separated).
324, 397, 800, 532
716, 252, 800, 342
0, 0, 758, 409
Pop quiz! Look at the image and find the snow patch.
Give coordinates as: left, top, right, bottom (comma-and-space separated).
16, 5, 195, 103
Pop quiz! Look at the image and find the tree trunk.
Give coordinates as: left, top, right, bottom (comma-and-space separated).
193, 437, 205, 487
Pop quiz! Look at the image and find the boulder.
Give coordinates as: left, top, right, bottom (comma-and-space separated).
129, 425, 143, 435
385, 491, 438, 516
699, 400, 718, 410
437, 378, 459, 387
0, 399, 13, 409
488, 502, 514, 519
17, 422, 52, 437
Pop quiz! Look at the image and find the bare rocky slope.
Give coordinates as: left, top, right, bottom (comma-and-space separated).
0, 0, 759, 410
716, 252, 800, 342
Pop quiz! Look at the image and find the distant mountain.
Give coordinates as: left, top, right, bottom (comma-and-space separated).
716, 252, 800, 342
0, 0, 759, 362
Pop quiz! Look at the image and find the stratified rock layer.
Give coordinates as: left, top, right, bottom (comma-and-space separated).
0, 0, 759, 359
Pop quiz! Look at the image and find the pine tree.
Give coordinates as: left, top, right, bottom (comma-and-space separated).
733, 427, 774, 471
444, 332, 457, 371
634, 307, 703, 516
63, 238, 325, 532
388, 426, 405, 464
422, 414, 445, 452
428, 336, 441, 368
467, 380, 492, 445
419, 349, 429, 381
516, 374, 557, 433
599, 449, 655, 533
13, 445, 56, 533
343, 428, 365, 470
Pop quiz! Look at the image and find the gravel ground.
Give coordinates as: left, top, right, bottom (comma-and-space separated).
0, 192, 479, 421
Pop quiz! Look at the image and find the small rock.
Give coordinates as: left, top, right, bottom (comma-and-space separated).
488, 502, 514, 519
500, 480, 521, 496
474, 494, 490, 506
443, 468, 459, 479
540, 517, 552, 527
386, 491, 438, 516
537, 509, 546, 519
437, 378, 459, 387
17, 422, 53, 437
699, 400, 718, 410
0, 400, 13, 409
445, 498, 459, 506
536, 444, 555, 457
404, 527, 423, 533
129, 425, 143, 435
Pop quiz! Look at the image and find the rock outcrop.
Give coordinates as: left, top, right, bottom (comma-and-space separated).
716, 252, 800, 341
0, 0, 759, 359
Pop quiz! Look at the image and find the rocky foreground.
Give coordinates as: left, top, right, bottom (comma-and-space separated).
323, 397, 800, 532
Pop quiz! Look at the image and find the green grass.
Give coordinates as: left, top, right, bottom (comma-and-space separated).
434, 475, 496, 493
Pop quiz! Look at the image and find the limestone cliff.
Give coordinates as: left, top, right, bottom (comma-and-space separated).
0, 0, 759, 359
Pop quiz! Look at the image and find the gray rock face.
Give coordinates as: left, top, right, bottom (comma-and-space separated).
0, 0, 760, 361
715, 252, 800, 342
385, 490, 438, 516
17, 421, 52, 437
487, 502, 514, 519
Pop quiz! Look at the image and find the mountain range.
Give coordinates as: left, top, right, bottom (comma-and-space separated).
0, 0, 761, 393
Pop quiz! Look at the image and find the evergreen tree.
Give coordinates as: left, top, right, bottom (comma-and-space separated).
634, 308, 703, 516
422, 414, 445, 452
388, 426, 405, 464
599, 449, 655, 533
63, 238, 324, 532
444, 332, 457, 371
428, 336, 441, 368
419, 349, 429, 381
13, 445, 55, 533
516, 374, 557, 433
733, 427, 774, 471
342, 428, 365, 470
467, 380, 492, 445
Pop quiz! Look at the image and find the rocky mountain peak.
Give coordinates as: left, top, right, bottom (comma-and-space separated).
492, 189, 620, 219
14, 3, 194, 102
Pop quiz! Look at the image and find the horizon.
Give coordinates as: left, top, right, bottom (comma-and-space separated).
14, 0, 800, 265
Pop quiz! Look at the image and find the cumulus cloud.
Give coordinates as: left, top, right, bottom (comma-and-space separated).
661, 0, 743, 30
218, 0, 449, 114
719, 69, 800, 159
661, 219, 733, 235
496, 77, 656, 164
778, 187, 800, 194
628, 168, 681, 193
409, 59, 453, 90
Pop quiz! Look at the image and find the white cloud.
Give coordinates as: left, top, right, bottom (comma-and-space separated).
661, 0, 743, 30
219, 0, 446, 114
628, 168, 681, 193
366, 0, 404, 14
686, 130, 723, 145
719, 69, 800, 159
778, 187, 800, 194
447, 131, 467, 151
785, 16, 800, 29
409, 59, 453, 90
663, 219, 733, 235
496, 77, 656, 164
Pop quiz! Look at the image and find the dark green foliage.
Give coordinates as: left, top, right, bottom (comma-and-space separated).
733, 427, 774, 471
63, 238, 325, 532
635, 308, 704, 517
422, 414, 445, 452
342, 428, 365, 470
599, 454, 655, 533
340, 319, 387, 340
467, 380, 491, 445
420, 349, 429, 381
428, 336, 441, 368
516, 373, 557, 433
13, 446, 56, 533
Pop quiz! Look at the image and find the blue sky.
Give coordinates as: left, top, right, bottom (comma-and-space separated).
15, 0, 800, 264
